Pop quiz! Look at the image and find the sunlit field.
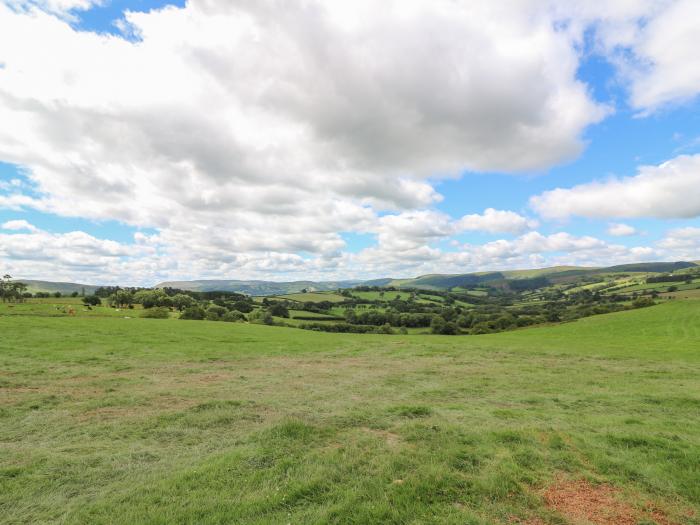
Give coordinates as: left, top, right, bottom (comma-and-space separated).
1, 300, 699, 524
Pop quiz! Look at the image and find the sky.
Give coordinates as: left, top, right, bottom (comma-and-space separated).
1, 0, 700, 285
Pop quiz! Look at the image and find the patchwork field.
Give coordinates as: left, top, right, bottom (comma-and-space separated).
1, 301, 699, 524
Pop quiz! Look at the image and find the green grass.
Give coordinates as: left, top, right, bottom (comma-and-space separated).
1, 302, 699, 523
0, 298, 140, 318
270, 292, 347, 303
288, 309, 340, 319
350, 291, 414, 301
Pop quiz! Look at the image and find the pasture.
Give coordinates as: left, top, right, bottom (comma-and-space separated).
268, 292, 347, 303
1, 301, 699, 524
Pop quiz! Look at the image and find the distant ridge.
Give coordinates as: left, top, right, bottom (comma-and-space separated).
154, 279, 365, 296
14, 261, 697, 296
17, 280, 100, 295
154, 261, 698, 295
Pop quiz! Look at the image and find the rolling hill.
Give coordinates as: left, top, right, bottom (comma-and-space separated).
17, 280, 100, 295
17, 261, 697, 296
154, 279, 365, 296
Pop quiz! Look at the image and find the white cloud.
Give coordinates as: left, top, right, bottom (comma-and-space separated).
351, 229, 665, 278
547, 0, 700, 112
0, 1, 698, 283
1, 219, 38, 232
0, 0, 606, 274
4, 0, 103, 19
618, 0, 700, 111
531, 154, 700, 220
458, 208, 537, 235
657, 227, 700, 254
607, 223, 637, 237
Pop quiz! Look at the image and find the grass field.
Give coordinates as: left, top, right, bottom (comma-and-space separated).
350, 291, 414, 301
1, 302, 699, 524
0, 299, 140, 318
270, 292, 347, 303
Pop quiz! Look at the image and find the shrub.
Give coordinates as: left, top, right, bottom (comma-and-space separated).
141, 307, 170, 319
374, 323, 394, 334
431, 315, 446, 334
249, 309, 274, 325
205, 305, 227, 321
233, 300, 254, 313
222, 310, 246, 322
180, 306, 206, 320
632, 297, 656, 309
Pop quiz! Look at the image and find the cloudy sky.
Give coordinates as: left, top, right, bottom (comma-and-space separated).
1, 0, 700, 285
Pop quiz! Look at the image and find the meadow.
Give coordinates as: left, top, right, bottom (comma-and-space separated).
1, 299, 699, 524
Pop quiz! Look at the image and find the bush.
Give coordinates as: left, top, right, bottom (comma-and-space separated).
249, 309, 274, 325
233, 300, 254, 313
430, 315, 446, 334
374, 323, 394, 334
180, 306, 206, 320
141, 307, 170, 319
222, 311, 246, 322
632, 297, 656, 309
205, 305, 228, 321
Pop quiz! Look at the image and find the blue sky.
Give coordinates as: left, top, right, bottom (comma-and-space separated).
1, 1, 699, 284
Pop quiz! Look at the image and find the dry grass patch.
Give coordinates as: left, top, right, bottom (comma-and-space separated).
539, 478, 677, 525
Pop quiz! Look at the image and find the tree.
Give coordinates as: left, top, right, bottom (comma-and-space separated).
232, 300, 253, 313
0, 275, 27, 303
430, 315, 446, 334
269, 303, 289, 318
171, 293, 195, 311
83, 295, 102, 306
134, 289, 169, 309
109, 290, 134, 308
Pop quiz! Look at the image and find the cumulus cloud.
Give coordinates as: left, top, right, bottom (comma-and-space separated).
607, 223, 637, 237
531, 154, 700, 220
615, 0, 700, 111
351, 229, 666, 278
657, 227, 700, 254
1, 219, 38, 232
0, 1, 606, 268
0, 1, 698, 282
458, 208, 537, 235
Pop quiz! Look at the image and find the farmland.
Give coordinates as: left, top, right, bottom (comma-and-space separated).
1, 299, 700, 524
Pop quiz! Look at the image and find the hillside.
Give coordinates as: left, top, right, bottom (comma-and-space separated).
1, 299, 699, 523
153, 261, 698, 294
17, 279, 100, 295
155, 279, 364, 295
14, 261, 698, 297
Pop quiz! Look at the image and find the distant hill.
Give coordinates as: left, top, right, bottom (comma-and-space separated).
20, 261, 697, 296
18, 280, 100, 295
155, 279, 365, 296
381, 266, 597, 290
385, 262, 698, 290
602, 261, 697, 273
